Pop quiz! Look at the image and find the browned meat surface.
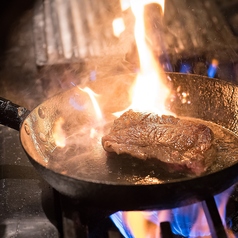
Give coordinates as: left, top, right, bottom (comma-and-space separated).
102, 110, 215, 176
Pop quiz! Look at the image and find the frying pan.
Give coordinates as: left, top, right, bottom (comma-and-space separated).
1, 72, 238, 211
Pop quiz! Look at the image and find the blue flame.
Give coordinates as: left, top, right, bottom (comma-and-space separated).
110, 212, 134, 238
180, 63, 192, 73
162, 62, 173, 72
69, 97, 85, 111
90, 70, 97, 81
207, 60, 218, 78
110, 186, 233, 237
171, 204, 199, 236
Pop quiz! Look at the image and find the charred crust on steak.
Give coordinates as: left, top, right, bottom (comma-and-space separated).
101, 109, 215, 176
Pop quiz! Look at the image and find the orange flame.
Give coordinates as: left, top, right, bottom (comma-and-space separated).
125, 212, 147, 238
130, 0, 169, 115
114, 0, 171, 117
124, 210, 171, 237
120, 0, 131, 11
112, 17, 126, 37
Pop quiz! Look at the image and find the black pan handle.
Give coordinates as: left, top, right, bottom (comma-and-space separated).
0, 97, 30, 131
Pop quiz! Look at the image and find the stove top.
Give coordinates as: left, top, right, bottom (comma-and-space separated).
0, 125, 59, 237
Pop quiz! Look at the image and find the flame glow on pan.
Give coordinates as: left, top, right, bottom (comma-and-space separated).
52, 117, 66, 148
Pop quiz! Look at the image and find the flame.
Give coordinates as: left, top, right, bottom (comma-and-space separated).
77, 86, 105, 140
115, 0, 171, 117
111, 6, 228, 235
112, 18, 126, 37
111, 187, 235, 237
78, 86, 103, 120
52, 117, 66, 148
122, 210, 171, 237
208, 59, 219, 78
120, 0, 131, 11
125, 212, 147, 237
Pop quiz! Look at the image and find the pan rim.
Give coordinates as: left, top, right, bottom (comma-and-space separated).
19, 72, 238, 198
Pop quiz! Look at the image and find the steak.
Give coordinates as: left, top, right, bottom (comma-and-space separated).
102, 110, 215, 176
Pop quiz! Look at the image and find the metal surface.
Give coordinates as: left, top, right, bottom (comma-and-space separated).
1, 72, 236, 211
33, 0, 238, 66
0, 125, 59, 237
160, 222, 173, 238
33, 0, 122, 65
202, 197, 227, 238
0, 98, 29, 130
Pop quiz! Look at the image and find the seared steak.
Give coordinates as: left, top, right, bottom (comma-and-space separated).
102, 110, 215, 176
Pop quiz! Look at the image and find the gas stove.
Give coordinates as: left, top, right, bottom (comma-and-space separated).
1, 0, 238, 237
2, 124, 238, 237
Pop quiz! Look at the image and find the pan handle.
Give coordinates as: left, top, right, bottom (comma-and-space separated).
0, 97, 30, 131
